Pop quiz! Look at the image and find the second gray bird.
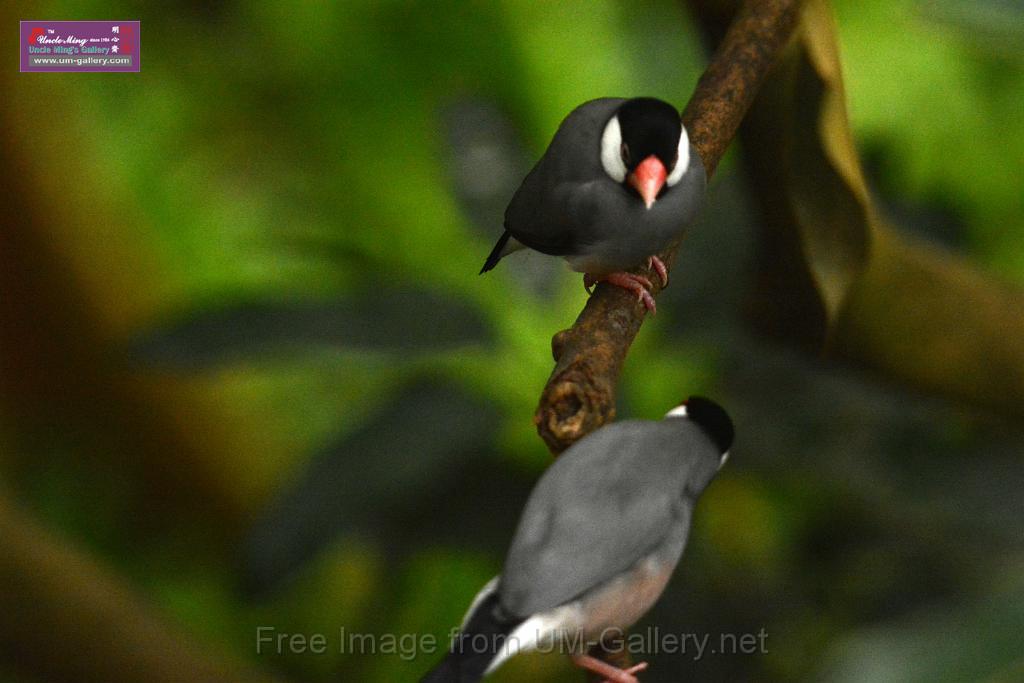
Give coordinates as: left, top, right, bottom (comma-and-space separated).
420, 396, 732, 683
480, 97, 706, 313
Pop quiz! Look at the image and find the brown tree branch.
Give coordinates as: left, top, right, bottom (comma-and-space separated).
532, 3, 804, 679
534, 0, 803, 454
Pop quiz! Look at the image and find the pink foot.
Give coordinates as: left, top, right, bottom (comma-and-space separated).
583, 272, 657, 314
571, 653, 649, 683
646, 256, 669, 288
601, 662, 649, 683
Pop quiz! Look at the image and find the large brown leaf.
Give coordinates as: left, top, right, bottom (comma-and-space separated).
711, 0, 1024, 415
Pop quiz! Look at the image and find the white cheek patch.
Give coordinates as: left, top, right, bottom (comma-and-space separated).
665, 404, 688, 418
600, 115, 627, 183
665, 125, 691, 187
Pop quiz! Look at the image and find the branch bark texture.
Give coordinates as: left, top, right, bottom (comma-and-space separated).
535, 0, 803, 453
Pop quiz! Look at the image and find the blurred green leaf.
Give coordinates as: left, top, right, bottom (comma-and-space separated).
130, 289, 492, 370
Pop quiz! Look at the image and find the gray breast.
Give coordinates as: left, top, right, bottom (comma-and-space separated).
565, 145, 706, 274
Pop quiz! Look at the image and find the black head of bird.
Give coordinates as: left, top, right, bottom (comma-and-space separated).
600, 97, 688, 209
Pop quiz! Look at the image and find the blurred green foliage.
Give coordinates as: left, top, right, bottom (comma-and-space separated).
1, 1, 1022, 682
835, 0, 1024, 278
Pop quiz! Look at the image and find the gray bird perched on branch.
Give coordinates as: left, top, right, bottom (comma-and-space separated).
480, 97, 706, 314
419, 396, 733, 683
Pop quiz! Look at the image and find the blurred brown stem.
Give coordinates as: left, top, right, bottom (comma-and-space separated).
0, 493, 289, 683
831, 228, 1024, 415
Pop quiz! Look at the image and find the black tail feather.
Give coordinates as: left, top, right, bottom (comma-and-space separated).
479, 231, 511, 274
419, 593, 523, 682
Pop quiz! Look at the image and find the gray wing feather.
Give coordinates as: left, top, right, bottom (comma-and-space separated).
498, 420, 703, 616
503, 98, 625, 256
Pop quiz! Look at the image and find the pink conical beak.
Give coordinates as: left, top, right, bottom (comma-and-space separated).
627, 155, 667, 209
